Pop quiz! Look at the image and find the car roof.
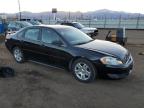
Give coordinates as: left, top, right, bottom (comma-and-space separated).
30, 25, 73, 29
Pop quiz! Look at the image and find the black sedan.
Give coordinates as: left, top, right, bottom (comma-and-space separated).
5, 25, 133, 83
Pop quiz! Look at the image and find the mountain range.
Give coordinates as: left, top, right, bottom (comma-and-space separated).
1, 9, 144, 20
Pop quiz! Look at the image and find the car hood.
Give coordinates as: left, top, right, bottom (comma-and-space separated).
75, 40, 128, 60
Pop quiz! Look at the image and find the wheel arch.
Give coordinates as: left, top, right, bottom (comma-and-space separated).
11, 45, 23, 56
11, 45, 18, 53
68, 56, 91, 71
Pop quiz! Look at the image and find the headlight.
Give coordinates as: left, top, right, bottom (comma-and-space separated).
100, 56, 123, 66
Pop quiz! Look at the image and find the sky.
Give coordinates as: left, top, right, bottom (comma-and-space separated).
0, 0, 144, 13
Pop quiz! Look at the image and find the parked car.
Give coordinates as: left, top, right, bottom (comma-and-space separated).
28, 20, 42, 25
7, 21, 32, 33
20, 19, 42, 25
60, 22, 98, 37
5, 25, 133, 83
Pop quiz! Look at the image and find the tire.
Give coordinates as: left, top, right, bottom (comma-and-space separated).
13, 47, 24, 63
71, 58, 97, 83
0, 67, 15, 78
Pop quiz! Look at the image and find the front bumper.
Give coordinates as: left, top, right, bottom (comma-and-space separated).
95, 55, 133, 79
103, 62, 133, 79
87, 30, 99, 36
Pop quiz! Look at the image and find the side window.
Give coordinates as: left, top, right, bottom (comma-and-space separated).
16, 23, 22, 29
8, 22, 15, 28
42, 28, 61, 44
25, 28, 40, 41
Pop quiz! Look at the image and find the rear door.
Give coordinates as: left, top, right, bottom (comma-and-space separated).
22, 27, 42, 61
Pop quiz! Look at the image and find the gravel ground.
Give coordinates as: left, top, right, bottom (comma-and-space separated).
0, 29, 144, 108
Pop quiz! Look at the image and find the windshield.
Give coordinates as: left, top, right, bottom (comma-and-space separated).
73, 22, 85, 29
57, 27, 93, 45
19, 21, 33, 27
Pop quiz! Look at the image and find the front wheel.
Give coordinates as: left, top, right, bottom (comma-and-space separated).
13, 47, 24, 63
71, 58, 97, 83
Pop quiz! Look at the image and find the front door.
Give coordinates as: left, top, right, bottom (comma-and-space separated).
39, 28, 72, 67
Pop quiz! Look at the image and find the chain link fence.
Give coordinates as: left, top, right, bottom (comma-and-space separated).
42, 17, 144, 29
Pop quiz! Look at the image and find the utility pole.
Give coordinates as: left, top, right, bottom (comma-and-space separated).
68, 11, 71, 20
18, 0, 21, 20
104, 15, 107, 28
118, 15, 122, 28
136, 14, 140, 29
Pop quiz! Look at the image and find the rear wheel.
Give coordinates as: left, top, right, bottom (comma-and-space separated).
13, 47, 24, 63
71, 58, 97, 83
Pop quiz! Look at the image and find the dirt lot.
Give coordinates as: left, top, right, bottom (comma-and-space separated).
0, 30, 144, 108
96, 29, 144, 44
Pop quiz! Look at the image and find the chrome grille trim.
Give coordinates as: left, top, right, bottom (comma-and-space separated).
125, 54, 132, 65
